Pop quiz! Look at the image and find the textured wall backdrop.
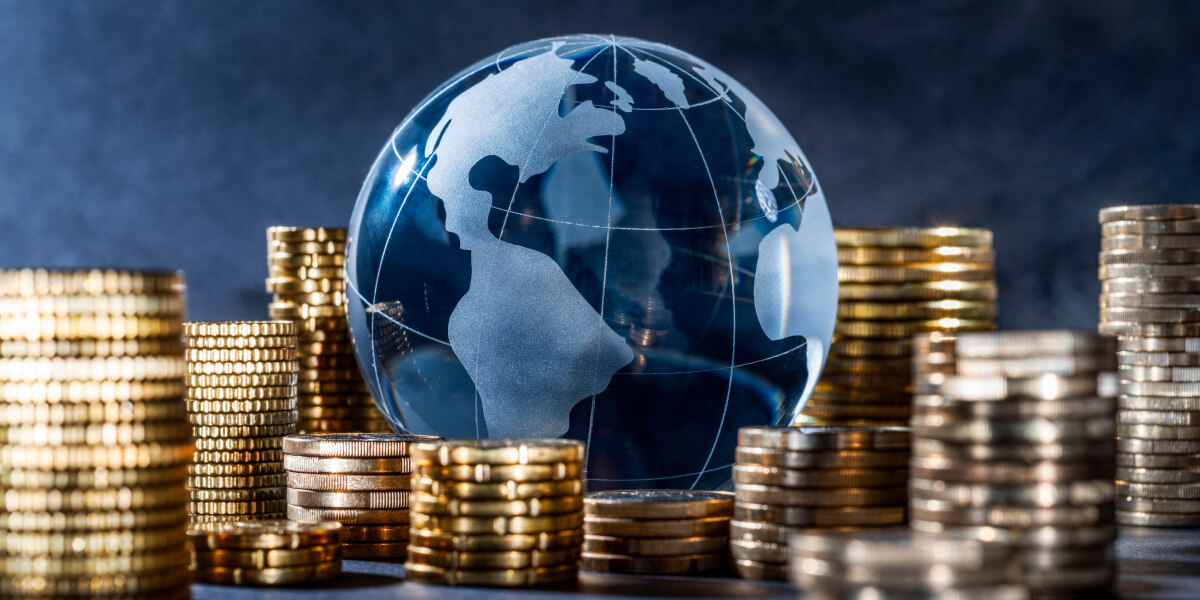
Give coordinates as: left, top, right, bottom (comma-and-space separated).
0, 0, 1196, 326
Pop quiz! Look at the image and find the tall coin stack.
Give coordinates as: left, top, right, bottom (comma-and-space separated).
730, 426, 911, 581
266, 226, 389, 433
803, 227, 997, 426
406, 439, 585, 587
189, 520, 343, 586
284, 433, 437, 558
185, 321, 297, 527
1099, 204, 1200, 528
0, 268, 192, 598
581, 490, 733, 576
911, 330, 1118, 597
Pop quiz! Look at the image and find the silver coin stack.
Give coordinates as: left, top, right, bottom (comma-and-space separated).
1099, 204, 1200, 528
910, 330, 1118, 597
789, 529, 1026, 600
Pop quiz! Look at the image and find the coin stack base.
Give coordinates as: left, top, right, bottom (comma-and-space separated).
731, 426, 911, 581
582, 490, 733, 576
189, 520, 343, 586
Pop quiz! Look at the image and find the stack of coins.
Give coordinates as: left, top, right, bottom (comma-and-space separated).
189, 520, 343, 586
406, 439, 585, 587
185, 321, 297, 527
730, 426, 911, 581
789, 529, 1025, 599
266, 226, 389, 433
581, 490, 733, 576
911, 330, 1118, 597
0, 268, 192, 598
283, 432, 437, 557
1098, 205, 1200, 528
803, 227, 996, 426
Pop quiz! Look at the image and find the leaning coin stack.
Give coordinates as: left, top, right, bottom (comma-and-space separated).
911, 330, 1118, 597
803, 227, 997, 426
189, 520, 342, 586
789, 529, 1025, 600
730, 426, 911, 581
581, 490, 733, 576
0, 268, 192, 598
185, 321, 297, 527
266, 226, 389, 433
406, 439, 585, 587
1099, 204, 1200, 528
284, 433, 438, 557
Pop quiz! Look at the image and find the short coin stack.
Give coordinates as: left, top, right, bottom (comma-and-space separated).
1099, 204, 1200, 528
284, 433, 437, 557
0, 268, 192, 598
911, 330, 1118, 597
730, 426, 911, 581
803, 227, 996, 426
266, 226, 389, 433
581, 490, 733, 576
189, 520, 343, 586
186, 321, 297, 527
789, 529, 1025, 600
406, 439, 585, 587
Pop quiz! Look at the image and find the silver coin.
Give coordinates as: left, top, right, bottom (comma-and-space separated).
909, 520, 1116, 548
729, 519, 800, 544
1116, 351, 1200, 367
1120, 365, 1200, 382
938, 373, 1116, 401
1117, 437, 1200, 454
909, 498, 1112, 528
1116, 496, 1200, 514
1115, 452, 1200, 469
1116, 336, 1193, 352
788, 528, 1014, 567
953, 331, 1109, 359
1100, 264, 1200, 280
910, 460, 1113, 484
1104, 293, 1200, 308
733, 446, 909, 470
1116, 510, 1200, 527
800, 585, 1029, 600
1098, 205, 1200, 223
1100, 248, 1200, 265
1099, 322, 1200, 337
1117, 423, 1200, 440
1117, 481, 1200, 500
914, 396, 1114, 420
732, 558, 788, 581
956, 355, 1111, 378
1118, 409, 1200, 426
909, 478, 1113, 508
791, 556, 1011, 589
1118, 395, 1200, 411
1102, 234, 1200, 250
1018, 545, 1113, 570
1123, 380, 1200, 397
732, 502, 905, 527
913, 438, 1113, 463
730, 538, 788, 563
1116, 467, 1200, 484
737, 426, 911, 451
1105, 277, 1200, 295
910, 415, 1114, 444
1102, 219, 1200, 235
731, 465, 908, 489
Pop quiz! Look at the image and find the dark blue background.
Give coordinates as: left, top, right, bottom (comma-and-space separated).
1, 1, 1196, 325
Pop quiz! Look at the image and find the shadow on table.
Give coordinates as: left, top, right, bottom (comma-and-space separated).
566, 572, 794, 598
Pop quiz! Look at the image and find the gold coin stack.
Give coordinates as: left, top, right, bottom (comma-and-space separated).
0, 268, 192, 598
803, 227, 997, 426
1098, 204, 1200, 528
284, 432, 438, 557
185, 321, 297, 527
406, 439, 586, 587
911, 330, 1118, 597
581, 490, 733, 576
189, 520, 343, 586
730, 426, 911, 581
266, 226, 389, 433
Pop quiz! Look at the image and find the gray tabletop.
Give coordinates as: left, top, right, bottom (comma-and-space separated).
192, 527, 1200, 599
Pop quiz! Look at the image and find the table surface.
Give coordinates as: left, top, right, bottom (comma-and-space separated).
192, 527, 1200, 599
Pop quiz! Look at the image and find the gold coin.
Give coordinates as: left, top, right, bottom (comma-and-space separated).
734, 483, 907, 507
4, 485, 187, 512
189, 462, 284, 477
187, 386, 297, 401
267, 265, 344, 281
189, 499, 287, 516
296, 367, 363, 381
409, 528, 583, 552
342, 540, 407, 558
190, 473, 287, 489
192, 423, 296, 438
802, 402, 912, 420
733, 447, 909, 470
189, 410, 297, 427
287, 489, 411, 509
582, 516, 730, 538
731, 464, 908, 488
835, 228, 993, 248
187, 398, 295, 414
418, 462, 582, 483
296, 393, 377, 407
0, 294, 183, 317
294, 327, 350, 343
267, 239, 346, 255
824, 355, 913, 374
0, 550, 189, 577
0, 422, 190, 445
1099, 204, 1200, 223
187, 359, 298, 375
283, 455, 412, 474
0, 378, 178, 404
190, 512, 286, 525
194, 449, 284, 464
296, 405, 382, 420
409, 513, 583, 535
274, 291, 347, 307
402, 562, 576, 586
291, 316, 349, 333
583, 535, 728, 557
838, 300, 996, 321
1, 506, 187, 531
189, 487, 286, 502
188, 519, 341, 550
0, 337, 182, 359
1, 464, 188, 490
295, 341, 356, 355
583, 490, 733, 520
191, 561, 342, 586
413, 478, 584, 500
0, 314, 183, 341
286, 505, 410, 524
810, 386, 916, 405
185, 372, 297, 387
411, 439, 584, 466
296, 379, 368, 395
0, 442, 193, 470
186, 334, 295, 349
407, 544, 579, 569
0, 527, 185, 555
296, 418, 393, 433
267, 252, 345, 268
269, 303, 342, 320
0, 569, 190, 596
839, 280, 998, 302
286, 472, 413, 491
829, 338, 914, 358
0, 356, 185, 381
0, 399, 187, 425
340, 524, 410, 543
0, 268, 182, 296
580, 552, 727, 575
837, 246, 995, 265
184, 321, 295, 338
835, 319, 994, 339
411, 494, 581, 517
267, 226, 347, 243
192, 543, 341, 569
186, 347, 298, 362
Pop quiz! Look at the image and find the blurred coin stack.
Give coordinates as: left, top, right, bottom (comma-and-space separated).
284, 433, 436, 557
730, 426, 911, 581
581, 490, 732, 576
789, 529, 1025, 600
0, 269, 192, 598
911, 330, 1118, 597
803, 227, 996, 426
189, 520, 342, 586
1099, 204, 1200, 528
185, 321, 297, 527
266, 226, 389, 433
406, 439, 585, 587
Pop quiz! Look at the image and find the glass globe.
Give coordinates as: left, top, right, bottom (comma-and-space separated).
346, 34, 837, 490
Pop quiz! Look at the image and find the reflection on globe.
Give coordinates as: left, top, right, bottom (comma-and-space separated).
346, 34, 837, 490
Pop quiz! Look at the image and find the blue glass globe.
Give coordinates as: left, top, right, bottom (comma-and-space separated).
346, 34, 837, 490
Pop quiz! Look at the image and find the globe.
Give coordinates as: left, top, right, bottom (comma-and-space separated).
346, 34, 837, 490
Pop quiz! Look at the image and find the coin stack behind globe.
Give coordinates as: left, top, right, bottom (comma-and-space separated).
189, 520, 343, 586
1098, 205, 1200, 528
802, 227, 996, 427
581, 490, 733, 575
730, 426, 911, 581
284, 433, 437, 557
185, 321, 297, 528
911, 330, 1118, 597
266, 226, 389, 433
406, 439, 586, 587
788, 529, 1025, 599
0, 268, 192, 598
